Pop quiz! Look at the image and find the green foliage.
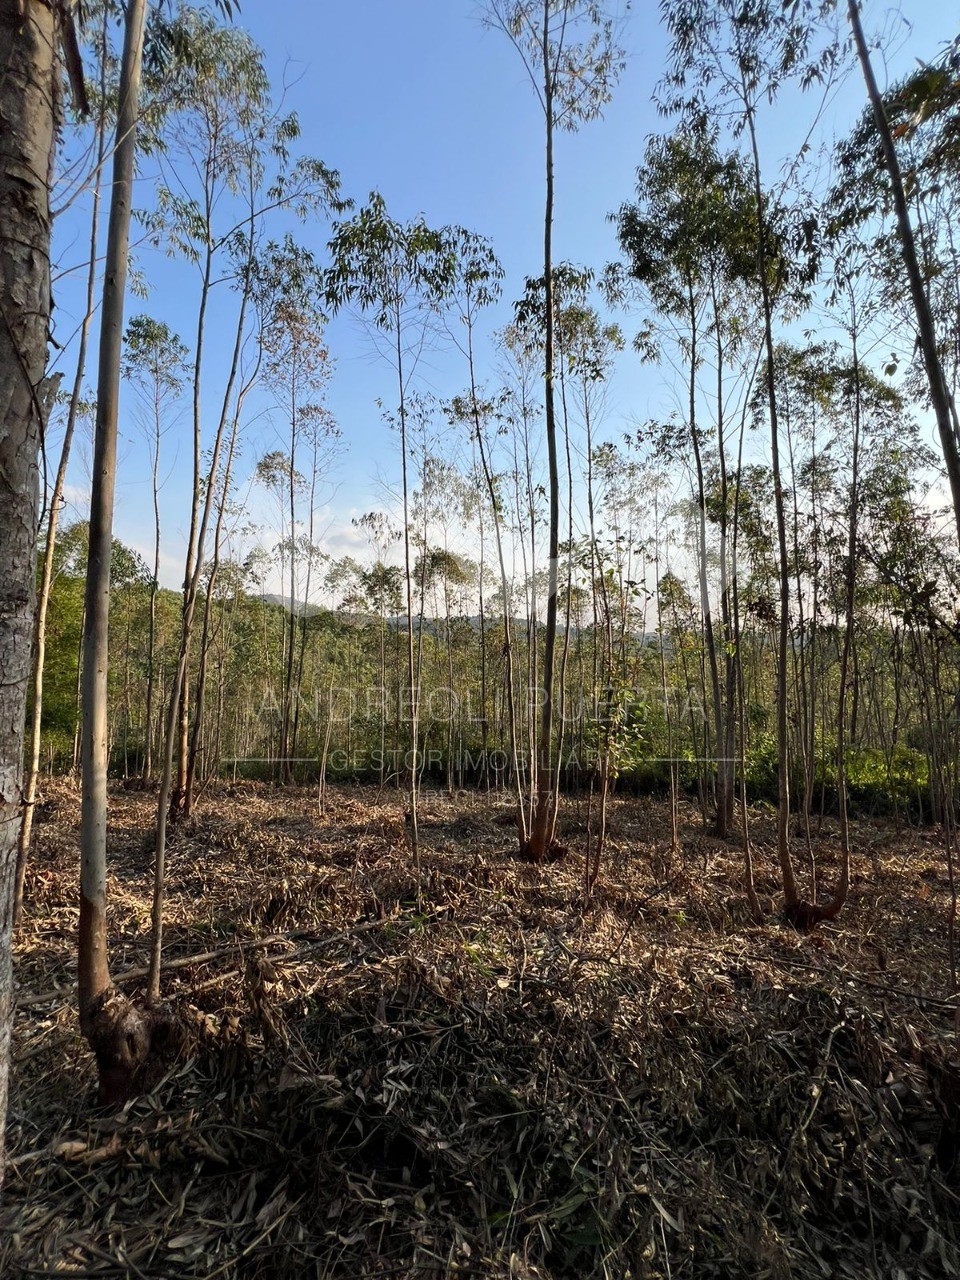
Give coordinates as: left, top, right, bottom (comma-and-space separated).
325, 194, 459, 329
484, 1, 627, 131
610, 122, 760, 317
820, 745, 930, 817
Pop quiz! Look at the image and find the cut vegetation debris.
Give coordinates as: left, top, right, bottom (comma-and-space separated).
4, 783, 959, 1279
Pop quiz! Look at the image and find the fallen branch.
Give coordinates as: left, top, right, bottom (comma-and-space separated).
15, 916, 394, 1010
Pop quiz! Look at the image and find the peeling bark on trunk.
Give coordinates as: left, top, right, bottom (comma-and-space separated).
0, 0, 60, 1186
16, 36, 107, 923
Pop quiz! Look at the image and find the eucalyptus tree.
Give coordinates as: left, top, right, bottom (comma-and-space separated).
758, 342, 842, 841
143, 11, 344, 822
79, 0, 153, 1102
354, 512, 402, 784
0, 0, 248, 1142
149, 13, 267, 815
0, 0, 70, 1178
842, 12, 960, 550
445, 228, 532, 814
499, 326, 547, 799
326, 195, 458, 860
255, 235, 336, 780
661, 0, 835, 923
453, 391, 525, 793
591, 440, 634, 707
15, 7, 112, 929
829, 350, 906, 917
551, 277, 623, 651
255, 447, 307, 754
412, 454, 473, 794
644, 459, 682, 856
407, 405, 446, 784
122, 316, 189, 784
143, 15, 343, 1003
610, 124, 758, 835
554, 288, 625, 873
458, 466, 494, 785
516, 263, 623, 843
185, 324, 265, 808
484, 0, 625, 862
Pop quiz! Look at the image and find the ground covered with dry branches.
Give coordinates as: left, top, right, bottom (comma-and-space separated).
4, 782, 960, 1278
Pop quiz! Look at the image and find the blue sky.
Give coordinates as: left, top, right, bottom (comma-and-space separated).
50, 1, 955, 590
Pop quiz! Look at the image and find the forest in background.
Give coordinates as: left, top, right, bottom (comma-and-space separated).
22, 1, 960, 882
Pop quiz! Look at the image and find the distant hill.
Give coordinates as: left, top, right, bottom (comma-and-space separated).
258, 594, 659, 643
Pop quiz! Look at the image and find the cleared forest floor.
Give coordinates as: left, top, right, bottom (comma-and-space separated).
3, 782, 960, 1279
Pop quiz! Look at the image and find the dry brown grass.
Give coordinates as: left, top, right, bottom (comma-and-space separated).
3, 780, 959, 1278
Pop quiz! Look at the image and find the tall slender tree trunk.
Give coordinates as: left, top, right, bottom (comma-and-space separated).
849, 0, 960, 551
379, 603, 387, 788
711, 274, 737, 836
0, 0, 62, 1182
142, 390, 162, 785
151, 269, 251, 998
583, 367, 612, 890
743, 98, 800, 916
529, 10, 560, 862
784, 403, 813, 857
71, 603, 84, 775
477, 508, 490, 790
653, 489, 679, 857
185, 390, 246, 808
520, 400, 539, 830
172, 199, 215, 816
472, 384, 525, 829
292, 428, 320, 780
686, 282, 726, 835
79, 0, 155, 1103
820, 332, 860, 924
397, 320, 420, 864
553, 367, 575, 817
804, 317, 862, 925
444, 573, 456, 796
16, 69, 106, 923
732, 352, 762, 919
279, 397, 298, 782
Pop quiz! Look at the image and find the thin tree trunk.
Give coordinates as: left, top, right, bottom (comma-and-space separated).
16, 56, 106, 922
474, 393, 525, 827
742, 95, 800, 915
151, 267, 252, 998
280, 396, 298, 782
686, 281, 726, 836
292, 429, 321, 778
849, 0, 960, 551
397, 318, 420, 866
185, 388, 246, 808
530, 6, 560, 862
477, 507, 490, 790
732, 349, 762, 920
142, 384, 162, 785
550, 364, 571, 817
173, 180, 215, 815
819, 319, 862, 923
79, 0, 155, 1104
71, 599, 85, 777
